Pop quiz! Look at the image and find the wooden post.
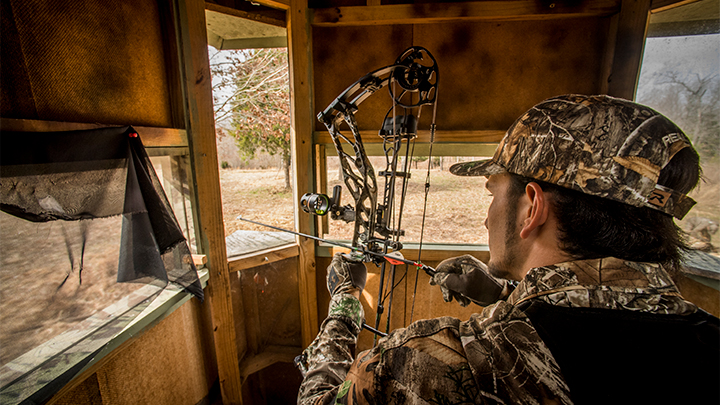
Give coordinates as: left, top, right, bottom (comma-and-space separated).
288, 0, 320, 347
315, 144, 329, 236
604, 0, 652, 99
173, 0, 243, 403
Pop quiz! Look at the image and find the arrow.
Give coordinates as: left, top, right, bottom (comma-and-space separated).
236, 216, 436, 276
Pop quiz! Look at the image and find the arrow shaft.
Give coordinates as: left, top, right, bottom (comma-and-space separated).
236, 216, 435, 275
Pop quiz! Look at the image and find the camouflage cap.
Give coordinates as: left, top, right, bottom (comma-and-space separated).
450, 94, 696, 219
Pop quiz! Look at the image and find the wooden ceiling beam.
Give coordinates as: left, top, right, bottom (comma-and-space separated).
205, 2, 286, 28
650, 0, 699, 13
312, 0, 621, 26
245, 0, 290, 11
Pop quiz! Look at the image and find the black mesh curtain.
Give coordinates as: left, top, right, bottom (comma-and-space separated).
0, 126, 203, 404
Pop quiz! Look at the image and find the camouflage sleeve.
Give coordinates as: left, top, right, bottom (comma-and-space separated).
297, 293, 364, 405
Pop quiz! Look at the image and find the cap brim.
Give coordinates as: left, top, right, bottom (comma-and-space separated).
449, 159, 506, 177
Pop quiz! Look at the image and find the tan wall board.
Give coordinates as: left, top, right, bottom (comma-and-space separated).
313, 18, 610, 141
51, 374, 103, 405
86, 299, 217, 405
235, 257, 303, 353
414, 18, 610, 132
231, 271, 250, 361
674, 272, 720, 318
311, 1, 621, 26
1, 0, 177, 128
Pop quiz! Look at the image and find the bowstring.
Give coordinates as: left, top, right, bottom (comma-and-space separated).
410, 85, 438, 324
373, 78, 400, 342
382, 264, 408, 302
382, 98, 428, 329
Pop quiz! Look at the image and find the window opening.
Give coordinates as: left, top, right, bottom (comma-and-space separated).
637, 28, 719, 253
323, 155, 493, 245
0, 130, 201, 404
210, 46, 296, 258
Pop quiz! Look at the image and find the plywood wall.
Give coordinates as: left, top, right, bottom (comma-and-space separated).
312, 18, 610, 139
233, 257, 303, 356
50, 298, 218, 405
1, 0, 181, 127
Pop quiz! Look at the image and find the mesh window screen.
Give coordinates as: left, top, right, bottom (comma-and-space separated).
0, 126, 203, 404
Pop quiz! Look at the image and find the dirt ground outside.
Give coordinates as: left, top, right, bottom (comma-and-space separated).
218, 157, 720, 249
219, 159, 491, 245
0, 214, 143, 365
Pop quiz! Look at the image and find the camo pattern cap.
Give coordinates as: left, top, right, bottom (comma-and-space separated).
450, 95, 696, 219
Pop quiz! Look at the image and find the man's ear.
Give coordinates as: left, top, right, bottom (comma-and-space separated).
519, 182, 551, 239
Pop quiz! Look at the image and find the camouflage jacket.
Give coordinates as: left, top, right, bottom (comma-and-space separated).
298, 258, 698, 405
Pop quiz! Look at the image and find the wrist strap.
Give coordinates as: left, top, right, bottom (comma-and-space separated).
328, 293, 364, 334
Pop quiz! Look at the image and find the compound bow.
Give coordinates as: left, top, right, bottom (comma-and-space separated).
300, 46, 439, 338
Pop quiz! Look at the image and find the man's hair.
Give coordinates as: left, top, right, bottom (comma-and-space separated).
508, 147, 701, 270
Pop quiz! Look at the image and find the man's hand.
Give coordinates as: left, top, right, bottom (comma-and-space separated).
327, 252, 367, 296
429, 255, 513, 306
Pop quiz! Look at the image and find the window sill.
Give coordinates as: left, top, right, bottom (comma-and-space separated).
1, 269, 209, 405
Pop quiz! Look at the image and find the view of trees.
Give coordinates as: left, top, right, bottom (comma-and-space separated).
638, 67, 719, 159
636, 34, 719, 231
210, 48, 292, 189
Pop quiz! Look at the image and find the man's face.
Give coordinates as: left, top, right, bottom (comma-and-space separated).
484, 173, 523, 280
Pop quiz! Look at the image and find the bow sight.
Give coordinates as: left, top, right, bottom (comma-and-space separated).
300, 185, 355, 223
